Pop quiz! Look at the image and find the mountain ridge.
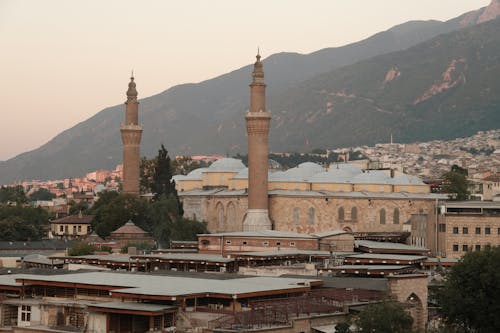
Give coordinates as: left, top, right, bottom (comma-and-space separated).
1, 2, 498, 183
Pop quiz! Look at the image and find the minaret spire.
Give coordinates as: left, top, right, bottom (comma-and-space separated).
243, 51, 272, 231
121, 74, 143, 196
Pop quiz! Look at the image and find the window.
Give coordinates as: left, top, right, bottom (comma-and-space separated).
293, 208, 299, 225
475, 244, 481, 251
351, 207, 358, 222
276, 242, 281, 246
73, 225, 77, 234
453, 244, 458, 252
338, 207, 345, 221
439, 224, 446, 232
485, 227, 491, 235
393, 208, 400, 224
59, 225, 64, 232
21, 305, 31, 322
498, 228, 500, 235
463, 227, 468, 234
263, 241, 269, 246
78, 225, 82, 232
453, 227, 459, 234
462, 244, 468, 252
476, 227, 481, 235
379, 209, 386, 225
225, 240, 231, 245
308, 207, 315, 225
289, 242, 296, 247
242, 241, 248, 245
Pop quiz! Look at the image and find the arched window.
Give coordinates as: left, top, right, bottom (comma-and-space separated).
338, 207, 345, 221
393, 208, 400, 224
380, 208, 386, 224
216, 202, 225, 230
351, 207, 358, 222
308, 207, 315, 225
293, 208, 299, 225
226, 202, 236, 225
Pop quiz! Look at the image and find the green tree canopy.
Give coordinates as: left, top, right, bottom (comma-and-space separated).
29, 188, 56, 201
355, 299, 414, 333
0, 205, 49, 241
0, 185, 28, 205
436, 246, 500, 332
441, 164, 469, 200
90, 191, 207, 247
68, 242, 97, 256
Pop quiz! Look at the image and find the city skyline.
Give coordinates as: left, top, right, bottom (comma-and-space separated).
0, 0, 491, 161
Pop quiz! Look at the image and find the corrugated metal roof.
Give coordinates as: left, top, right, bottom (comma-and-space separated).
135, 253, 234, 263
355, 240, 429, 251
346, 253, 428, 261
89, 301, 175, 312
14, 272, 321, 298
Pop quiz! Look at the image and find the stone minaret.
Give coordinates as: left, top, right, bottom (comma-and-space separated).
120, 75, 143, 195
243, 52, 272, 231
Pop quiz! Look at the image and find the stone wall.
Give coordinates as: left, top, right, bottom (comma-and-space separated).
387, 274, 428, 331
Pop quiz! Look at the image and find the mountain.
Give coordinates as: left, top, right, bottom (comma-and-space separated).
0, 2, 498, 183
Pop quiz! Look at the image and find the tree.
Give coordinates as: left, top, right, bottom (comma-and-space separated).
334, 322, 352, 333
90, 192, 148, 238
68, 242, 97, 256
441, 165, 469, 200
0, 205, 49, 241
29, 188, 55, 201
436, 246, 500, 332
356, 299, 413, 333
152, 145, 176, 200
0, 185, 28, 205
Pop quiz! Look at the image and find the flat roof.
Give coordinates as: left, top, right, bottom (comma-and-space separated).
15, 272, 321, 299
346, 253, 428, 261
444, 201, 500, 209
355, 240, 429, 252
333, 265, 411, 271
199, 230, 315, 239
132, 253, 234, 263
88, 301, 175, 312
232, 250, 353, 258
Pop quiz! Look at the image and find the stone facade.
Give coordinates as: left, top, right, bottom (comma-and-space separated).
184, 193, 439, 251
387, 274, 428, 331
439, 214, 500, 258
120, 76, 143, 196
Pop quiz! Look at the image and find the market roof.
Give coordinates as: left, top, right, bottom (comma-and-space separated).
355, 240, 430, 254
88, 301, 176, 313
132, 253, 234, 263
345, 253, 428, 262
199, 230, 316, 239
15, 272, 321, 299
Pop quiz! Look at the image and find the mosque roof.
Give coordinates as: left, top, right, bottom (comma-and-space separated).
204, 158, 246, 172
270, 162, 324, 182
351, 171, 392, 184
111, 221, 148, 235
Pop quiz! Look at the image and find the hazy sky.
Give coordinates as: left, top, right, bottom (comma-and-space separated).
0, 0, 491, 161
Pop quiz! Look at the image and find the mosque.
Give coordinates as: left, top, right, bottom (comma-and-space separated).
173, 53, 444, 252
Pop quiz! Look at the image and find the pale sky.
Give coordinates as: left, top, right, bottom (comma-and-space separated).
0, 0, 491, 161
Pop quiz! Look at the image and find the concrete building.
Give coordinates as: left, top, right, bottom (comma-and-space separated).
437, 201, 500, 258
120, 75, 143, 195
